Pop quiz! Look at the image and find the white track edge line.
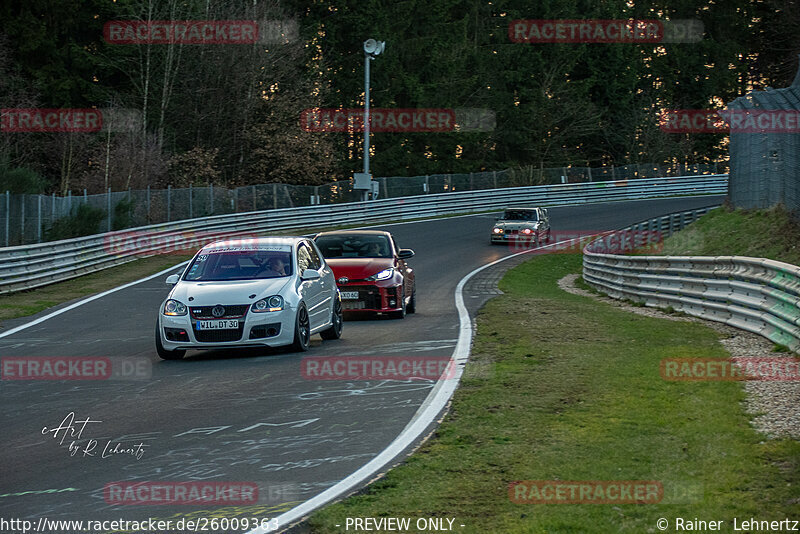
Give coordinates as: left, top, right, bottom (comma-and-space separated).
0, 261, 190, 340
251, 238, 576, 534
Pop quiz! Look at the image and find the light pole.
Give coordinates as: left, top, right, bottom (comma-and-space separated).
354, 38, 385, 201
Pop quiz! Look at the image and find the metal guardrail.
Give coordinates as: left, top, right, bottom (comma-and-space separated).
583, 206, 800, 353
3, 162, 727, 247
0, 174, 727, 295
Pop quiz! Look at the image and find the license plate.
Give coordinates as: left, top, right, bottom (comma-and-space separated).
340, 291, 360, 300
196, 319, 239, 330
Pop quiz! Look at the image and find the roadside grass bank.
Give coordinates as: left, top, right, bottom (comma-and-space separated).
661, 205, 800, 265
307, 253, 800, 533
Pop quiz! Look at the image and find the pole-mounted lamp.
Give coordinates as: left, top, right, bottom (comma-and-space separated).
353, 38, 385, 201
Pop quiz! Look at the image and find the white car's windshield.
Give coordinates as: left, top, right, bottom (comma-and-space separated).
503, 210, 538, 221
184, 250, 293, 281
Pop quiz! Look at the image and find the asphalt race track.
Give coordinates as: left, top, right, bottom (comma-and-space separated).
0, 196, 723, 532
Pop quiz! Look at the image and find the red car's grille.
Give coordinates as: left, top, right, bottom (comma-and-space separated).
340, 285, 382, 310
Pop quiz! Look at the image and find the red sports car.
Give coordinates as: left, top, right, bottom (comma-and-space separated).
313, 230, 416, 318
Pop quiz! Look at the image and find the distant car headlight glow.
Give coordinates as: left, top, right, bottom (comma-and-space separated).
521, 228, 533, 235
492, 227, 503, 234
252, 295, 284, 312
163, 299, 187, 316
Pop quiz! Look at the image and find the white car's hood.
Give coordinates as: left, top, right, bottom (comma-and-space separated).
170, 278, 291, 305
495, 221, 540, 230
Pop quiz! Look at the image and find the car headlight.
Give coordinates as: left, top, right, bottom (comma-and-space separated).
367, 268, 394, 281
163, 299, 187, 316
252, 295, 284, 313
492, 227, 503, 234
521, 228, 533, 235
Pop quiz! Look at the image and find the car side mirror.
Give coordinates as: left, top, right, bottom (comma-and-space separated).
301, 269, 321, 281
398, 249, 415, 259
166, 274, 180, 285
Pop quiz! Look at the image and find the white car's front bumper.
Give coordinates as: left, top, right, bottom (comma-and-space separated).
159, 305, 296, 350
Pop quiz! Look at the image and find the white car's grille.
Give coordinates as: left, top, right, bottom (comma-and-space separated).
189, 305, 249, 319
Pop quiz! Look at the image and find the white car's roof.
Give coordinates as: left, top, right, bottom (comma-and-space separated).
201, 236, 305, 252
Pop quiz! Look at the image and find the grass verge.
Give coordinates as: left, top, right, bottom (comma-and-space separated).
307, 253, 799, 533
662, 205, 800, 265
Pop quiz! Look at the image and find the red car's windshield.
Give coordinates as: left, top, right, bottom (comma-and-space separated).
315, 235, 392, 258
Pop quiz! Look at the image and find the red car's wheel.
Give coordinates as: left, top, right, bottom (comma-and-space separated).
406, 289, 416, 314
391, 289, 407, 319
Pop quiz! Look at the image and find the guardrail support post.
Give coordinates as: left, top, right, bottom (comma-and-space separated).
492, 170, 497, 189
4, 190, 9, 247
37, 194, 42, 243
146, 185, 151, 224
167, 185, 171, 222
107, 188, 111, 232
210, 183, 214, 215
189, 184, 193, 219
273, 183, 277, 209
252, 185, 256, 211
20, 197, 25, 244
424, 175, 429, 193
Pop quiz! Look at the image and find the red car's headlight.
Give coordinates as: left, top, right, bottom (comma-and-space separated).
367, 268, 394, 281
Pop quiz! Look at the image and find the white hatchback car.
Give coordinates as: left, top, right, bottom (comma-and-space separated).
156, 237, 342, 359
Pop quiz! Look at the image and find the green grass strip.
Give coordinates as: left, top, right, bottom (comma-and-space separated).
308, 254, 799, 533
